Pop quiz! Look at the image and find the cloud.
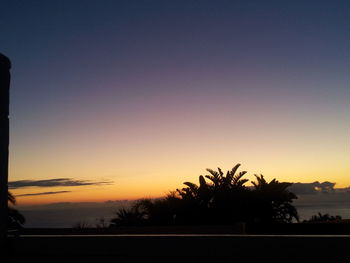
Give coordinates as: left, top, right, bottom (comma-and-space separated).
16, 191, 71, 197
9, 178, 113, 189
289, 181, 336, 195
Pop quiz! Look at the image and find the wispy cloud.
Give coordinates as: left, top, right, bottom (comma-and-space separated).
9, 178, 113, 189
16, 191, 72, 197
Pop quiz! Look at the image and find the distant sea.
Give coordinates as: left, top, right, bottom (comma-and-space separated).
17, 200, 132, 228
294, 192, 350, 220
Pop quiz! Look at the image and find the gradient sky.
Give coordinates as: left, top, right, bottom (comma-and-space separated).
1, 0, 350, 204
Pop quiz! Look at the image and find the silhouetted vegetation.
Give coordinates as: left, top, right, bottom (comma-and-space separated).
110, 164, 299, 227
8, 191, 25, 230
72, 221, 91, 229
95, 217, 109, 228
303, 213, 342, 223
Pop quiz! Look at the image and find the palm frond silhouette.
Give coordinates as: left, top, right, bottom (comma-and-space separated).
8, 191, 25, 230
110, 163, 299, 227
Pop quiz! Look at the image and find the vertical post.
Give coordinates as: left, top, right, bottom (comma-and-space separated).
0, 54, 11, 241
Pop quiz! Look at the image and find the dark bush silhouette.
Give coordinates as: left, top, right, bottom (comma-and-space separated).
72, 221, 91, 229
251, 175, 299, 223
110, 206, 146, 227
8, 191, 25, 230
110, 164, 299, 227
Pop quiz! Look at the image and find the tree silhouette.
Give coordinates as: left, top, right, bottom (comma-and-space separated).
8, 191, 25, 230
251, 175, 299, 223
202, 165, 252, 224
110, 164, 299, 227
110, 206, 145, 227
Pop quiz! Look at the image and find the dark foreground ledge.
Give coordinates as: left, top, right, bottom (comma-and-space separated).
7, 234, 350, 263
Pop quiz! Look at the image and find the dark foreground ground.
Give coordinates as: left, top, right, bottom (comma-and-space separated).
16, 221, 350, 235
6, 223, 350, 262
6, 234, 350, 263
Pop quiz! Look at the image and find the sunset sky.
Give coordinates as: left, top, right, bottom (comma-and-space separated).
1, 0, 350, 205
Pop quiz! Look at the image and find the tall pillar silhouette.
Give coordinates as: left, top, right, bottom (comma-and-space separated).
0, 54, 10, 240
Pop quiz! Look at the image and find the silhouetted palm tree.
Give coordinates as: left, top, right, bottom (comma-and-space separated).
203, 164, 251, 223
110, 163, 299, 227
251, 175, 299, 223
8, 191, 25, 230
110, 206, 145, 227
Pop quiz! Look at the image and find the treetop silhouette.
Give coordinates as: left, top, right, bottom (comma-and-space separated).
110, 163, 299, 227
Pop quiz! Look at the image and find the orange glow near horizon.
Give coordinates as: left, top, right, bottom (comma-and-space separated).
11, 159, 350, 206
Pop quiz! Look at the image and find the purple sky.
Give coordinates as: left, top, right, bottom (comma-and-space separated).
1, 0, 350, 203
